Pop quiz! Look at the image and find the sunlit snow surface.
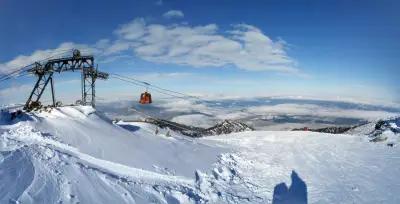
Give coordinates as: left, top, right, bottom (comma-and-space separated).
0, 106, 399, 203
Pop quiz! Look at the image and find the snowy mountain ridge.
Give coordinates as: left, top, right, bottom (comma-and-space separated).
346, 116, 400, 146
1, 106, 399, 203
202, 120, 253, 136
142, 118, 253, 137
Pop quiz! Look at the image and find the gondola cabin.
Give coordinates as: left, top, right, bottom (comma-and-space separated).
139, 91, 152, 104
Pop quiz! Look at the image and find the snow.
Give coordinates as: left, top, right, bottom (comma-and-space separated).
203, 131, 400, 203
1, 106, 399, 203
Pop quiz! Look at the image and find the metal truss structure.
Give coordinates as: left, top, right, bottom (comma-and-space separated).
24, 50, 108, 110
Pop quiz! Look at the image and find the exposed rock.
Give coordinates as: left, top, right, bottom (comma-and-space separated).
144, 118, 253, 137
292, 126, 355, 134
202, 120, 253, 136
367, 117, 400, 143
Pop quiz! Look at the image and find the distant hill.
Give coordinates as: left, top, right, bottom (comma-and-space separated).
144, 118, 253, 137
347, 117, 400, 146
292, 126, 360, 134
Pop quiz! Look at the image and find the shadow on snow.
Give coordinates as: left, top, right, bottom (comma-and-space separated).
273, 170, 308, 204
118, 124, 141, 132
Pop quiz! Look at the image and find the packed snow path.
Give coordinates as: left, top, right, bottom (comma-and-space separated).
0, 106, 399, 203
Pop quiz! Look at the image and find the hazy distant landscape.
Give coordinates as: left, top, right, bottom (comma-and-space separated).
98, 97, 400, 130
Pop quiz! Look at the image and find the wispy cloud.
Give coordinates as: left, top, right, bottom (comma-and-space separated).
163, 10, 184, 19
155, 0, 163, 6
0, 84, 32, 104
0, 78, 87, 105
97, 97, 400, 130
0, 42, 99, 74
0, 84, 31, 97
111, 18, 299, 73
246, 103, 400, 121
157, 99, 398, 121
0, 17, 300, 75
97, 54, 133, 64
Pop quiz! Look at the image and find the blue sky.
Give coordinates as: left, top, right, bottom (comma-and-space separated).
0, 0, 399, 105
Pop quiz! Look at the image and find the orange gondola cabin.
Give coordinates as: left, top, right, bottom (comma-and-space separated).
139, 91, 152, 104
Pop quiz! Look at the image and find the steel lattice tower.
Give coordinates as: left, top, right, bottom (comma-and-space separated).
24, 50, 108, 110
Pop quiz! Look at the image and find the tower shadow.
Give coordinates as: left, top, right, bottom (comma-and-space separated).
272, 170, 308, 204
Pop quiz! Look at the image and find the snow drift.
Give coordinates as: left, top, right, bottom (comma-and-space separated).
0, 106, 399, 203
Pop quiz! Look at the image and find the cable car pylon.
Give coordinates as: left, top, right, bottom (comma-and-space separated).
24, 49, 109, 111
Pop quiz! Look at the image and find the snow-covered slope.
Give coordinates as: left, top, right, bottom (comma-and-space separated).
347, 117, 400, 145
202, 120, 253, 136
143, 118, 253, 137
1, 106, 399, 203
204, 131, 400, 203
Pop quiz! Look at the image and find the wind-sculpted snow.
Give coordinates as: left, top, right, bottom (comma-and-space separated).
0, 149, 34, 203
0, 106, 399, 203
0, 115, 201, 203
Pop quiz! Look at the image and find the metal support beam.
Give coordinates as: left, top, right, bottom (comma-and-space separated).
24, 73, 54, 110
35, 74, 53, 102
24, 74, 44, 110
92, 75, 96, 108
81, 69, 85, 105
50, 76, 56, 107
24, 50, 108, 110
82, 68, 97, 106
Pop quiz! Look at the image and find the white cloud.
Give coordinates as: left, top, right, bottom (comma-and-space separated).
0, 42, 99, 75
155, 0, 163, 6
111, 18, 299, 73
154, 99, 252, 120
163, 10, 184, 19
141, 99, 400, 128
0, 84, 32, 104
0, 78, 87, 105
0, 84, 31, 97
157, 99, 210, 113
114, 18, 147, 41
0, 17, 300, 86
104, 40, 131, 55
246, 103, 400, 121
171, 114, 215, 128
97, 54, 132, 64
